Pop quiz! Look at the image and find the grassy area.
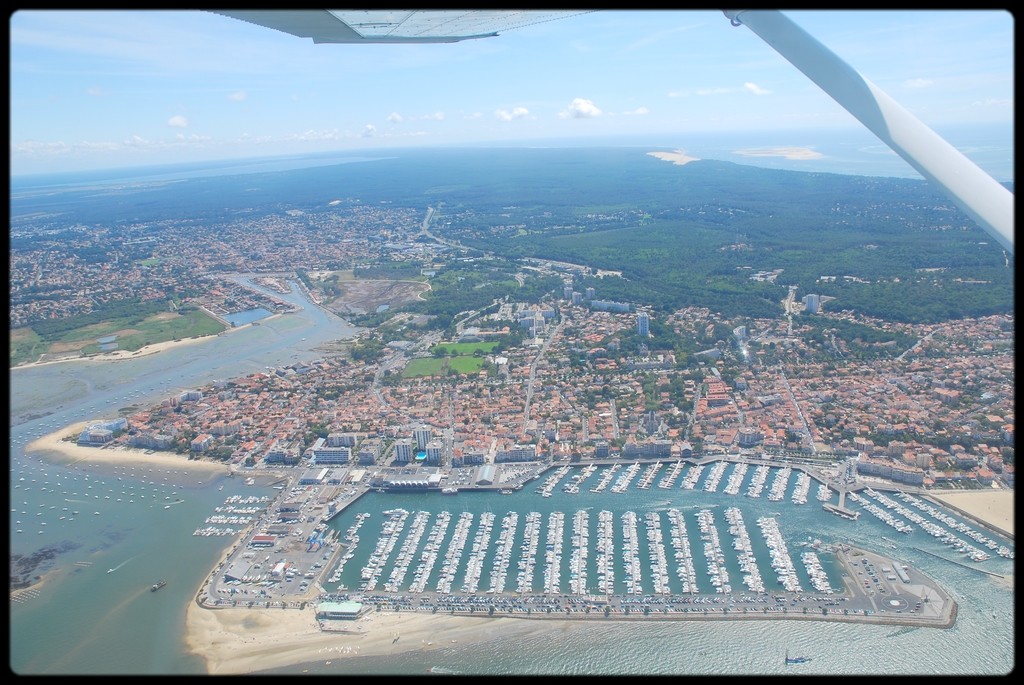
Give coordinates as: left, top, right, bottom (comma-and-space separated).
111, 309, 225, 352
10, 308, 226, 367
402, 341, 495, 377
139, 257, 162, 266
448, 356, 484, 373
402, 354, 485, 377
402, 357, 447, 377
56, 316, 141, 344
429, 341, 498, 356
9, 328, 45, 368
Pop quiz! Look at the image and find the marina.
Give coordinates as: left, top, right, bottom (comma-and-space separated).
157, 457, 1002, 644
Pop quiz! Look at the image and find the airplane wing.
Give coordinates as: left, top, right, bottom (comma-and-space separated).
724, 10, 1013, 255
210, 10, 591, 44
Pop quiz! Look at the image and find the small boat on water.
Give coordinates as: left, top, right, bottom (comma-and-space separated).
785, 650, 811, 665
151, 579, 167, 592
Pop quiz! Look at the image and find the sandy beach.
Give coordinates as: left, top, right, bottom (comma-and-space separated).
928, 488, 1014, 537
185, 601, 569, 674
25, 421, 230, 475
647, 150, 699, 165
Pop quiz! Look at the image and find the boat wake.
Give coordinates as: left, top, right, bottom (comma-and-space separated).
106, 556, 135, 574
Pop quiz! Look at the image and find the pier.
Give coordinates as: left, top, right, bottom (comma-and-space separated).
910, 547, 1005, 578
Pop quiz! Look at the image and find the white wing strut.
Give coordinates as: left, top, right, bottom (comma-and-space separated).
724, 10, 1013, 255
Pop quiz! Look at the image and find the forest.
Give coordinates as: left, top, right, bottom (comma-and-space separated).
13, 147, 1013, 328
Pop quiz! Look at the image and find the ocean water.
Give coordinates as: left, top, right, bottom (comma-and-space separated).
8, 279, 359, 674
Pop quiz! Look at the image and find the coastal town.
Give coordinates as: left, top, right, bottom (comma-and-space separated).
68, 279, 1014, 494
17, 193, 1014, 639
12, 234, 1014, 674
39, 251, 1009, 637
12, 180, 1012, 489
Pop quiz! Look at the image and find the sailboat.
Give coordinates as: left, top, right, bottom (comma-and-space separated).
784, 649, 811, 665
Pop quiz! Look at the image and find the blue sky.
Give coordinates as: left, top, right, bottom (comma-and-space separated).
9, 9, 1014, 176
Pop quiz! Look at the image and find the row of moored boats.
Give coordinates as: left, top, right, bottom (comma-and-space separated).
333, 506, 838, 597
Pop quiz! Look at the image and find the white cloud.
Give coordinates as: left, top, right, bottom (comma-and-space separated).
971, 97, 1011, 108
623, 106, 649, 115
495, 106, 530, 121
79, 140, 122, 151
86, 86, 107, 97
387, 112, 404, 123
174, 133, 211, 143
167, 115, 188, 128
464, 112, 483, 120
423, 111, 444, 121
228, 90, 247, 101
743, 82, 771, 96
12, 140, 70, 155
903, 78, 934, 89
288, 129, 340, 142
362, 124, 376, 138
124, 134, 149, 146
560, 97, 602, 119
12, 139, 121, 157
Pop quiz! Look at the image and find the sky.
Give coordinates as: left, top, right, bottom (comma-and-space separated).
8, 9, 1014, 177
